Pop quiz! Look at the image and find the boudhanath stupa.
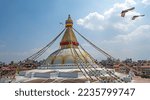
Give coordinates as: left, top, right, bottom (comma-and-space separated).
14, 15, 132, 83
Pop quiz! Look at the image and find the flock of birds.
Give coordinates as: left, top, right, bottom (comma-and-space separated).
121, 7, 145, 20
59, 7, 144, 25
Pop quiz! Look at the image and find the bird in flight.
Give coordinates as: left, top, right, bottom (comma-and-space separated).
121, 7, 135, 17
131, 15, 145, 20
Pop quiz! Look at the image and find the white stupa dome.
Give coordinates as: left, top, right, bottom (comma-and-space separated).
46, 48, 92, 65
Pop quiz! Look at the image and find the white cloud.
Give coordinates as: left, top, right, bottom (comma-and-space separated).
104, 0, 136, 17
77, 0, 139, 31
113, 23, 129, 31
76, 0, 149, 59
101, 25, 150, 59
125, 0, 136, 5
142, 0, 150, 5
115, 25, 150, 43
102, 25, 150, 44
77, 12, 104, 30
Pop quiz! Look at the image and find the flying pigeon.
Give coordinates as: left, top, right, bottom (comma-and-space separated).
131, 15, 145, 20
121, 7, 135, 17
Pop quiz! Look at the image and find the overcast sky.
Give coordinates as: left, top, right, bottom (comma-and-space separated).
0, 0, 150, 63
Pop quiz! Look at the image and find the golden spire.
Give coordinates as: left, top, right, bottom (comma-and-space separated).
60, 15, 79, 49
65, 14, 73, 27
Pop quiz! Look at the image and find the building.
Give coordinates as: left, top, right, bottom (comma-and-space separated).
140, 66, 150, 78
114, 64, 129, 73
12, 15, 130, 83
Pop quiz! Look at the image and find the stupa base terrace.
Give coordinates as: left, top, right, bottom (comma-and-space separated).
14, 65, 130, 83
